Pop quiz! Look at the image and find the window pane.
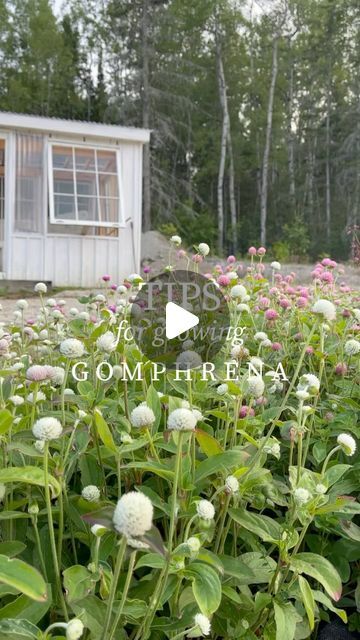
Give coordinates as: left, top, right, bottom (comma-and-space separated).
78, 196, 99, 222
53, 170, 74, 194
75, 148, 96, 171
53, 146, 73, 169
76, 172, 97, 196
97, 150, 117, 173
98, 173, 119, 198
99, 198, 119, 223
54, 194, 76, 220
16, 134, 44, 232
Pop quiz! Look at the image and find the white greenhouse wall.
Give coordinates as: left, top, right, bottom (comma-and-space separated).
3, 129, 144, 287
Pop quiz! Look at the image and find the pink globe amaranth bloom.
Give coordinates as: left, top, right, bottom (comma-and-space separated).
26, 319, 35, 326
254, 273, 263, 281
325, 411, 334, 422
192, 254, 203, 263
294, 332, 303, 341
285, 275, 293, 284
26, 365, 53, 382
265, 308, 279, 320
258, 263, 266, 272
320, 271, 333, 284
305, 346, 314, 354
239, 405, 255, 418
102, 274, 111, 282
321, 258, 332, 267
143, 266, 151, 274
269, 287, 279, 296
271, 342, 282, 351
274, 273, 282, 282
329, 260, 337, 268
177, 249, 186, 259
342, 309, 351, 318
227, 255, 236, 264
280, 298, 291, 309
311, 269, 322, 279
248, 246, 257, 256
340, 284, 351, 293
217, 275, 231, 287
214, 264, 223, 274
256, 396, 267, 406
108, 305, 116, 313
297, 297, 308, 308
257, 247, 266, 256
237, 263, 244, 272
351, 324, 360, 332
111, 284, 117, 291
335, 363, 348, 376
204, 272, 213, 279
285, 286, 296, 295
298, 287, 309, 297
259, 296, 270, 309
124, 282, 131, 289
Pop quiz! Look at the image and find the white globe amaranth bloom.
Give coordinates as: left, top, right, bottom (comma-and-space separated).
249, 356, 263, 370
183, 339, 194, 350
91, 524, 107, 537
315, 483, 327, 495
34, 282, 47, 294
113, 491, 153, 538
49, 366, 65, 386
78, 312, 90, 321
337, 433, 356, 456
127, 537, 150, 550
32, 417, 63, 441
117, 285, 127, 294
16, 299, 28, 310
196, 499, 215, 521
9, 395, 24, 406
95, 294, 106, 303
237, 303, 250, 313
60, 338, 85, 358
270, 261, 281, 271
34, 440, 45, 453
295, 389, 310, 401
225, 475, 239, 494
187, 536, 201, 553
66, 618, 84, 640
112, 364, 124, 380
344, 339, 360, 356
96, 331, 117, 353
0, 483, 6, 502
254, 331, 268, 342
170, 235, 181, 246
198, 242, 210, 256
82, 485, 101, 502
167, 408, 197, 432
130, 404, 155, 429
294, 487, 311, 506
194, 613, 211, 636
46, 298, 57, 308
216, 383, 228, 396
120, 433, 133, 444
230, 284, 247, 300
245, 375, 265, 399
227, 271, 238, 280
176, 350, 202, 370
298, 373, 320, 396
312, 299, 336, 322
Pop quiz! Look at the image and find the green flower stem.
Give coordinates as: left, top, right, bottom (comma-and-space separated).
102, 535, 128, 640
60, 361, 71, 426
92, 414, 107, 496
30, 383, 39, 429
31, 514, 47, 579
171, 629, 194, 640
135, 432, 184, 640
57, 479, 64, 565
145, 428, 160, 462
243, 324, 316, 477
43, 442, 68, 621
214, 494, 231, 554
45, 622, 68, 635
321, 445, 341, 476
93, 536, 101, 573
296, 432, 303, 485
109, 550, 137, 639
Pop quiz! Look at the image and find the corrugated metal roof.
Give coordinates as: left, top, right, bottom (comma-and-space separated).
0, 111, 150, 143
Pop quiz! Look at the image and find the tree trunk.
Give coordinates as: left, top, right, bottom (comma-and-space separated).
142, 0, 151, 231
260, 36, 279, 247
287, 65, 296, 211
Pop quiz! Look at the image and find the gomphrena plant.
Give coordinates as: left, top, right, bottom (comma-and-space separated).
0, 241, 359, 639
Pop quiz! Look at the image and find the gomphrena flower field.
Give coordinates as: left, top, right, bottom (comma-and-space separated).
0, 241, 359, 640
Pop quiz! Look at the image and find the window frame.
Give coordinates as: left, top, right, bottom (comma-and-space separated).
48, 141, 125, 228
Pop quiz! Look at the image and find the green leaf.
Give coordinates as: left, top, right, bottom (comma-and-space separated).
195, 429, 223, 457
184, 562, 222, 616
324, 464, 351, 486
0, 619, 40, 639
299, 575, 315, 630
63, 565, 96, 602
0, 555, 47, 602
0, 542, 26, 558
340, 520, 360, 541
0, 467, 61, 498
0, 409, 13, 435
126, 461, 174, 481
313, 591, 347, 623
71, 595, 107, 637
273, 602, 297, 640
146, 384, 162, 431
195, 449, 249, 484
229, 507, 282, 543
94, 409, 117, 453
0, 586, 51, 622
290, 553, 342, 601
220, 553, 276, 584
0, 512, 30, 521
